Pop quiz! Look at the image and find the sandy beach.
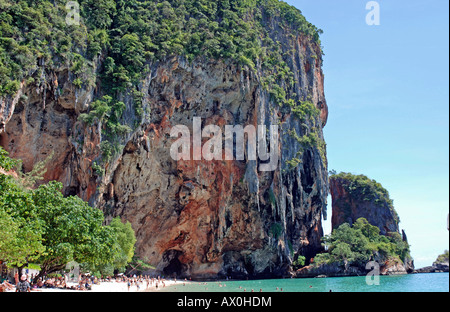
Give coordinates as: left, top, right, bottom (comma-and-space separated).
15, 279, 183, 293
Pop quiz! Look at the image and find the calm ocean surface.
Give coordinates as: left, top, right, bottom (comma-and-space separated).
160, 273, 449, 292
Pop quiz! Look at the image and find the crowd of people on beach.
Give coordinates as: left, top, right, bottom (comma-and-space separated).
0, 271, 169, 292
0, 272, 98, 292
125, 275, 168, 291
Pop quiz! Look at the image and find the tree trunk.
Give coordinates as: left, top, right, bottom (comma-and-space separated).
33, 263, 66, 283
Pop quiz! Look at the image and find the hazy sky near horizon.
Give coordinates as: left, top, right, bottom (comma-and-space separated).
285, 0, 449, 268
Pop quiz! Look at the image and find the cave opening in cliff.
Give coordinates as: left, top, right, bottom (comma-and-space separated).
163, 250, 185, 277
64, 186, 79, 197
244, 259, 255, 277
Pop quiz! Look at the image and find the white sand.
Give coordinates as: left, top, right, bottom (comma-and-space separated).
26, 280, 181, 293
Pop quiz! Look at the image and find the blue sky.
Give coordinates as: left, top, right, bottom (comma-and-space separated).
285, 0, 449, 268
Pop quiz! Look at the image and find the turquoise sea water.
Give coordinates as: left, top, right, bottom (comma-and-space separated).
160, 273, 449, 292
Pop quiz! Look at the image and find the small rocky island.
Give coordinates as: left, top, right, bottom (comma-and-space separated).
296, 172, 414, 278
414, 251, 449, 274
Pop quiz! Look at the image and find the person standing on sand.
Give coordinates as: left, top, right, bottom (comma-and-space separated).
14, 272, 19, 285
16, 275, 30, 292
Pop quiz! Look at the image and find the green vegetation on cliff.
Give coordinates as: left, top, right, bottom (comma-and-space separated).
313, 218, 411, 267
0, 147, 136, 277
435, 250, 449, 264
0, 0, 95, 95
0, 0, 322, 96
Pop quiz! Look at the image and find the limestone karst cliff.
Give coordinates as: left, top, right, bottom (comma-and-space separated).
327, 172, 414, 275
329, 172, 400, 235
0, 0, 328, 279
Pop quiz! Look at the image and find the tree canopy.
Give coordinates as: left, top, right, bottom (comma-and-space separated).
0, 167, 44, 267
314, 218, 411, 267
0, 147, 136, 277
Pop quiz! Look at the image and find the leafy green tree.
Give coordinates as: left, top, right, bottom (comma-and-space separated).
331, 242, 354, 262
109, 217, 136, 272
115, 33, 145, 79
79, 95, 113, 125
81, 0, 117, 29
0, 171, 45, 271
0, 146, 19, 171
87, 217, 137, 276
1, 147, 135, 279
292, 255, 306, 269
0, 207, 18, 258
316, 218, 411, 267
31, 182, 117, 280
353, 217, 380, 241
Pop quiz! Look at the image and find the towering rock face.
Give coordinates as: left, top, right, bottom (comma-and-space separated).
99, 51, 328, 279
329, 173, 399, 236
0, 1, 328, 279
0, 68, 98, 202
